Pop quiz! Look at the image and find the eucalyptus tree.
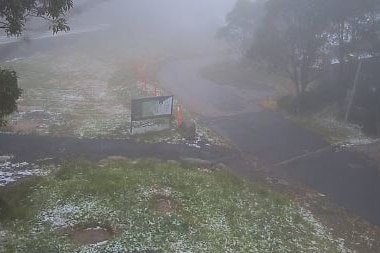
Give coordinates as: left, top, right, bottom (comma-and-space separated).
325, 0, 380, 80
249, 0, 328, 111
216, 0, 265, 56
0, 0, 73, 35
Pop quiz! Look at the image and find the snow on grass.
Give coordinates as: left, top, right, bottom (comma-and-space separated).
0, 228, 9, 252
0, 156, 50, 187
293, 114, 377, 146
73, 115, 131, 139
1, 53, 225, 147
1, 50, 226, 148
38, 200, 118, 229
139, 185, 173, 200
0, 160, 352, 252
318, 116, 376, 145
299, 207, 352, 253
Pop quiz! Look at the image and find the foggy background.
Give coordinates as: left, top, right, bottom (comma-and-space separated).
0, 0, 236, 58
69, 0, 234, 39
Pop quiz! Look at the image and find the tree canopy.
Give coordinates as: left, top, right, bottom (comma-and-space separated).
216, 0, 265, 55
0, 69, 21, 126
0, 0, 73, 36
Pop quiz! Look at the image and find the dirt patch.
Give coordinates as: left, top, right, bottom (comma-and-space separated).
58, 225, 122, 246
150, 194, 179, 215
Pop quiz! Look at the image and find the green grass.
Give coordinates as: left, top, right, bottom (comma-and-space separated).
1, 40, 140, 138
286, 113, 372, 144
0, 159, 349, 252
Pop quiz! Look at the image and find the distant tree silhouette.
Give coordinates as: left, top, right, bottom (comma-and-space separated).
216, 0, 264, 56
220, 0, 380, 113
249, 0, 328, 112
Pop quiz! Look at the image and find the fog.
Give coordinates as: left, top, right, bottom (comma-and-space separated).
67, 0, 235, 55
70, 0, 234, 37
0, 0, 237, 62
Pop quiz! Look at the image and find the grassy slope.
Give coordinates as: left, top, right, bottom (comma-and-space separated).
2, 45, 138, 138
0, 36, 227, 146
0, 160, 348, 253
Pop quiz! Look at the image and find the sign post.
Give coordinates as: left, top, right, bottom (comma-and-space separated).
130, 95, 174, 134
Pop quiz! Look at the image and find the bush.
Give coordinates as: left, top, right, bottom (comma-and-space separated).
278, 80, 345, 115
0, 68, 22, 126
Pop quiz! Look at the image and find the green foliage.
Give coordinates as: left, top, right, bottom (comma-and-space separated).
0, 68, 22, 126
250, 0, 328, 97
326, 0, 380, 79
0, 0, 73, 36
217, 0, 265, 54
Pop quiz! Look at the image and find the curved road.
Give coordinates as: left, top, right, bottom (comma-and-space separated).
159, 56, 380, 226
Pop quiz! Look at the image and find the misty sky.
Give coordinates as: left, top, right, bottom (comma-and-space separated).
70, 0, 235, 38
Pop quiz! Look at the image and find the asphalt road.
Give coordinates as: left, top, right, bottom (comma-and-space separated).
158, 56, 380, 226
0, 134, 231, 164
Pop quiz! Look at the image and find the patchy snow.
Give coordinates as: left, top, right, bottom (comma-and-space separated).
2, 167, 353, 253
39, 203, 82, 228
0, 228, 8, 252
38, 199, 119, 229
139, 186, 174, 200
186, 143, 201, 149
5, 57, 25, 63
299, 207, 353, 253
91, 240, 109, 246
0, 156, 49, 187
317, 116, 377, 145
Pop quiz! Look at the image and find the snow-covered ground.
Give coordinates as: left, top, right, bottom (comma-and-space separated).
0, 156, 50, 187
